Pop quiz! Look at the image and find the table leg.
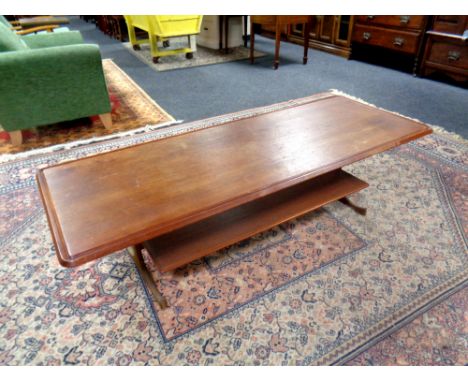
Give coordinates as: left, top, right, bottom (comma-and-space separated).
129, 244, 169, 309
250, 20, 255, 64
339, 196, 367, 216
274, 21, 281, 70
303, 17, 311, 65
243, 15, 248, 47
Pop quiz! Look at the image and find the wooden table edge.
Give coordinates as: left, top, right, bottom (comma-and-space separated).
36, 92, 338, 173
36, 98, 432, 268
36, 170, 75, 267
39, 125, 431, 268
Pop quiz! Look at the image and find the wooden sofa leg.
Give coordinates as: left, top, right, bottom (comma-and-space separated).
9, 130, 22, 146
99, 113, 113, 130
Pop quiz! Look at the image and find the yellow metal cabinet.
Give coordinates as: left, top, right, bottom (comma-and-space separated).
124, 15, 203, 63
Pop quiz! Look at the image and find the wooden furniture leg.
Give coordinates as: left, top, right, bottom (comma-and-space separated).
9, 130, 22, 146
339, 196, 367, 216
224, 15, 229, 53
129, 244, 169, 309
243, 15, 248, 47
303, 17, 311, 64
99, 113, 113, 129
250, 20, 255, 64
274, 20, 281, 69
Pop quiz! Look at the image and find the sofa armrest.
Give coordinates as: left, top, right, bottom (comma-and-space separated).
21, 30, 84, 49
0, 44, 111, 131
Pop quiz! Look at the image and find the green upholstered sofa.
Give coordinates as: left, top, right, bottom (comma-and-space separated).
0, 22, 112, 145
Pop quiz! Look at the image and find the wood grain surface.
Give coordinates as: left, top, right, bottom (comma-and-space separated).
144, 169, 368, 272
37, 93, 432, 267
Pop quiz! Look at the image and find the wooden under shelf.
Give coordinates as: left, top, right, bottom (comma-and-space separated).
144, 169, 368, 272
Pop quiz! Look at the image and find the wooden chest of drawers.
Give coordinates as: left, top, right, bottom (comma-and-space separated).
352, 15, 429, 73
430, 15, 467, 35
355, 16, 426, 30
420, 16, 467, 83
421, 32, 467, 82
353, 24, 420, 54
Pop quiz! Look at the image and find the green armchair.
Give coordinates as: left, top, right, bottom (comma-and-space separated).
0, 22, 112, 145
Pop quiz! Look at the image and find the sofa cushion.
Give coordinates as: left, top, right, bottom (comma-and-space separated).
0, 22, 28, 52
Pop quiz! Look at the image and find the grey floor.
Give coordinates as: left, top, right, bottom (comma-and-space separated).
71, 17, 468, 138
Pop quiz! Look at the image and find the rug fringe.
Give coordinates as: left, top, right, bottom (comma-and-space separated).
0, 120, 183, 163
329, 89, 467, 143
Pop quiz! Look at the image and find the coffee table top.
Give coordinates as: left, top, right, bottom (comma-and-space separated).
37, 92, 431, 267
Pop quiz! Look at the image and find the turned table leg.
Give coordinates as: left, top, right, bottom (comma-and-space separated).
303, 17, 311, 65
274, 20, 281, 70
339, 196, 367, 216
129, 244, 168, 309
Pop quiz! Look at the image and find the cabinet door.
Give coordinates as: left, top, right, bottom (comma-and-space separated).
290, 22, 303, 37
308, 16, 321, 40
319, 16, 335, 42
289, 16, 320, 40
334, 15, 353, 46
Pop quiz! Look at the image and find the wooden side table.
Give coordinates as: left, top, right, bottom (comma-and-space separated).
250, 15, 311, 69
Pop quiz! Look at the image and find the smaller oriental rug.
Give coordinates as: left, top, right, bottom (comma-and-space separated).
0, 60, 174, 155
123, 40, 267, 72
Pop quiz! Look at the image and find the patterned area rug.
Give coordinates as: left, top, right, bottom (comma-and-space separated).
123, 40, 267, 72
0, 60, 174, 155
0, 94, 466, 365
348, 287, 467, 365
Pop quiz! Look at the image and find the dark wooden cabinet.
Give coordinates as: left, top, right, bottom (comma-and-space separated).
351, 16, 429, 73
287, 16, 354, 58
420, 16, 467, 83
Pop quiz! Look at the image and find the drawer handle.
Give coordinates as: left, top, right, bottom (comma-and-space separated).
363, 32, 371, 40
400, 16, 410, 24
448, 51, 461, 61
366, 16, 375, 20
393, 37, 405, 47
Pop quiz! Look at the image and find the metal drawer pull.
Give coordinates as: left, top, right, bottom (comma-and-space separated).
393, 37, 405, 46
363, 32, 371, 40
400, 16, 410, 24
448, 51, 461, 61
366, 16, 375, 20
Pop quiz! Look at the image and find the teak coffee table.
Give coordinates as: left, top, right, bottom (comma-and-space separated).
37, 92, 432, 309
